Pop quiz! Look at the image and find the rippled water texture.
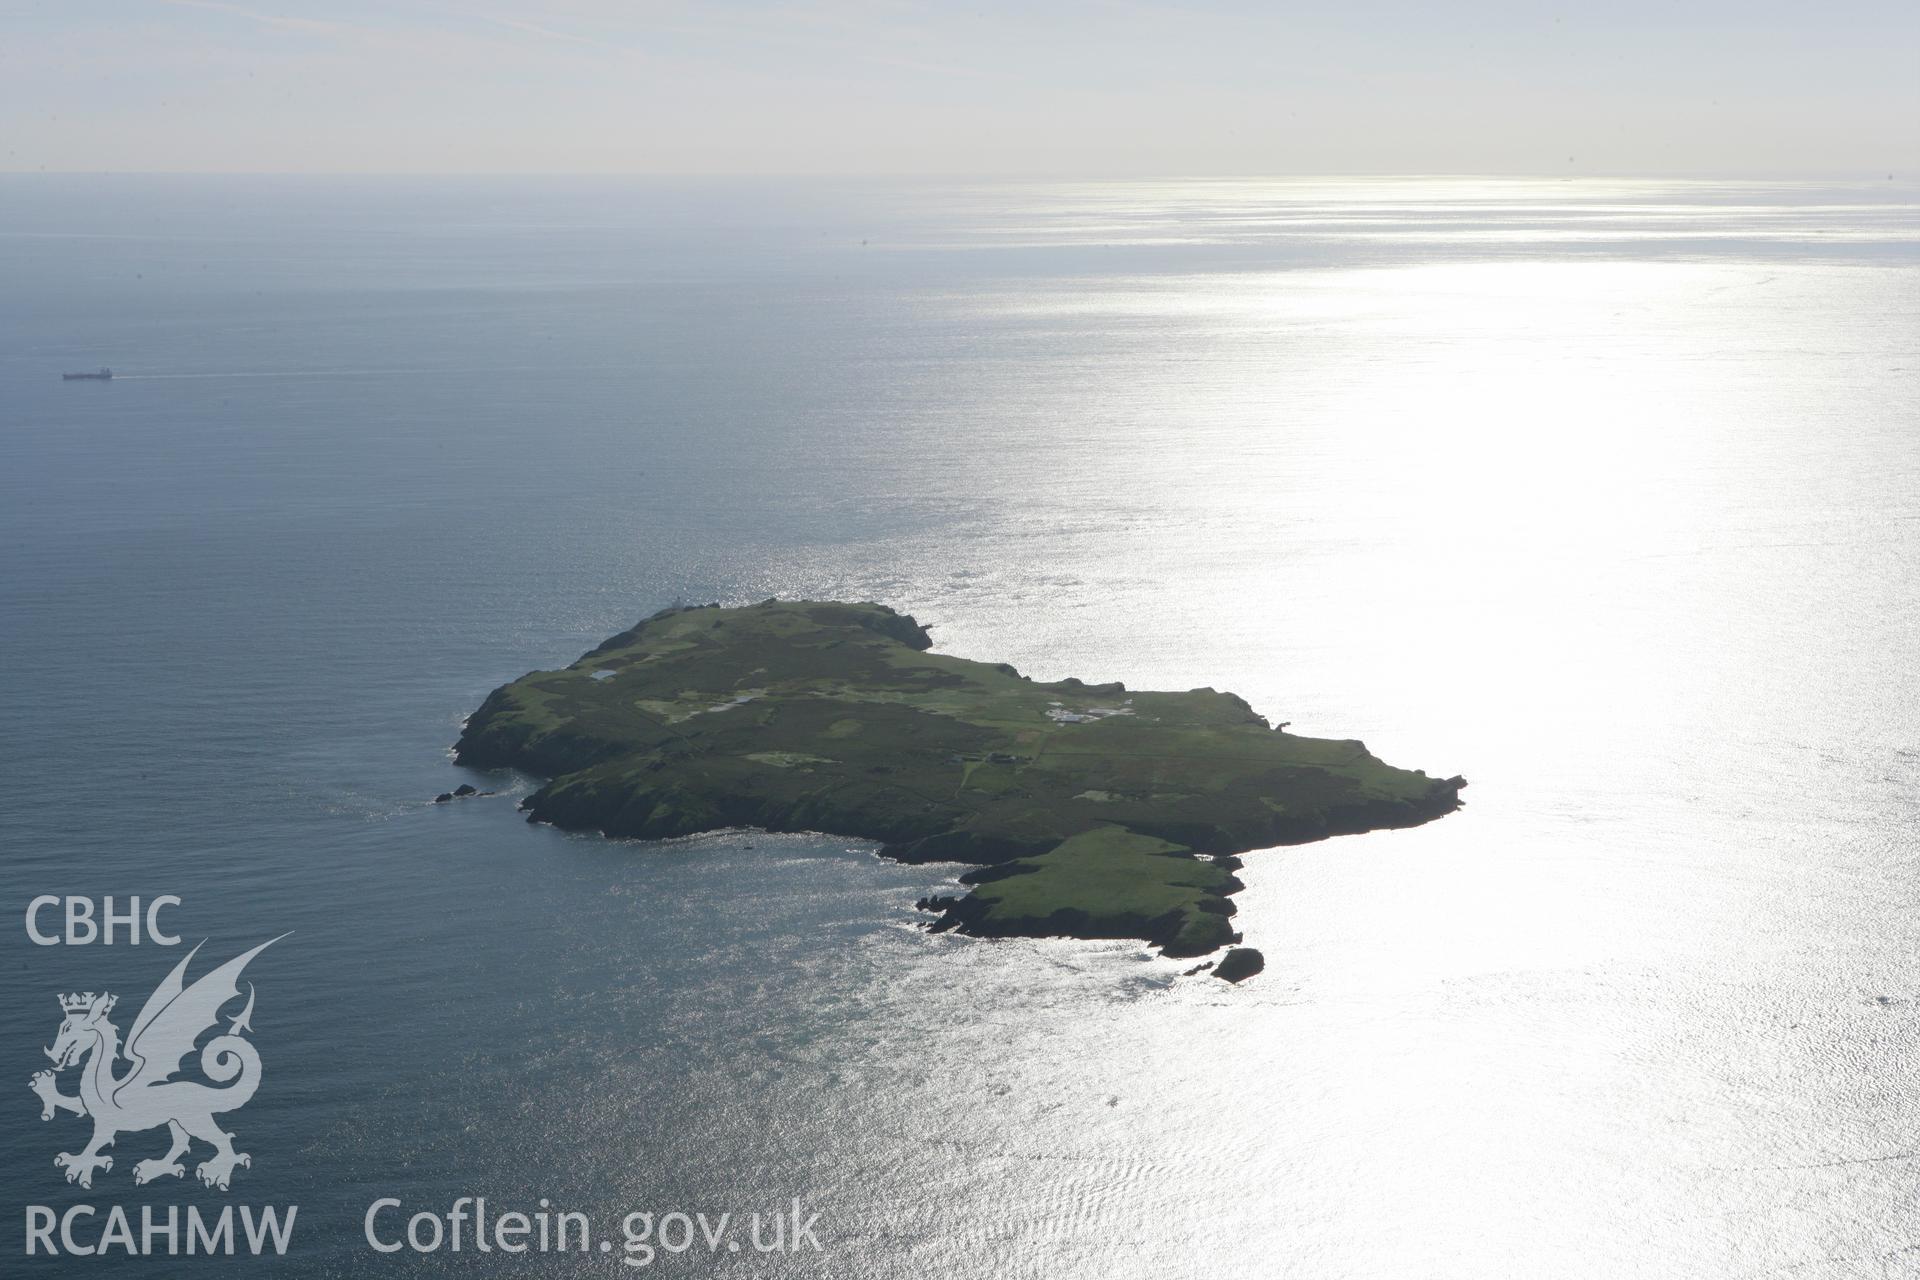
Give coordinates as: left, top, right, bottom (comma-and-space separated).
2, 175, 1917, 1276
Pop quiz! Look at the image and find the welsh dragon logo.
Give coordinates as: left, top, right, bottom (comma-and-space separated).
29, 936, 286, 1191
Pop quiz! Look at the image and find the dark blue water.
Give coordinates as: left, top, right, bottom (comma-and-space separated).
3, 175, 1918, 1278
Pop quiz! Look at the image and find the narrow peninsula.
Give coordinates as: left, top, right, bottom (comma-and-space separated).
456, 600, 1464, 958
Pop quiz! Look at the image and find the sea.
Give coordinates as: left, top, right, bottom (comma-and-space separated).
1, 174, 1916, 1278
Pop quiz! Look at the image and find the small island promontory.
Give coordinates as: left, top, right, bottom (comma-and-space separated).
457, 600, 1464, 960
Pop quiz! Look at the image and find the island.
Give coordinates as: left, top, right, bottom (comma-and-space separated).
456, 600, 1464, 961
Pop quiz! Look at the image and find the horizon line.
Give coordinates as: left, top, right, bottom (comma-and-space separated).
0, 168, 1909, 183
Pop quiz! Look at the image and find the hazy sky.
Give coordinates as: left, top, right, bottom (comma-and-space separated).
3, 1, 1915, 175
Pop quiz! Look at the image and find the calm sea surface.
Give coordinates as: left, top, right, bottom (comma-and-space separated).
1, 175, 1917, 1277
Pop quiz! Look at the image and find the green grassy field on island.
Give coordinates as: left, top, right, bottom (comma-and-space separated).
939, 826, 1245, 956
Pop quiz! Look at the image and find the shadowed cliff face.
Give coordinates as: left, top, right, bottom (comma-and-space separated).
457, 599, 1464, 956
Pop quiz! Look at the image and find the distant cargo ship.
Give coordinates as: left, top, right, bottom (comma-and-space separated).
62, 368, 114, 381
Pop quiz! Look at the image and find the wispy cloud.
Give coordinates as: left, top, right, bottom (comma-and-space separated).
156, 0, 368, 38
153, 0, 580, 60
476, 14, 600, 46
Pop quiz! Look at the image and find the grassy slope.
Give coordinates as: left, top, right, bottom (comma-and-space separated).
939, 826, 1244, 956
